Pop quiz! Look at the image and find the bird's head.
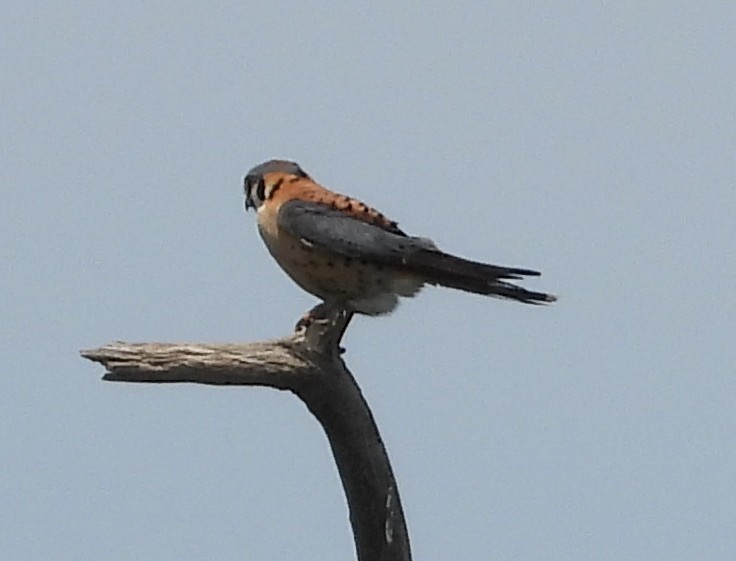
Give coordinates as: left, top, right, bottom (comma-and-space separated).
243, 159, 310, 211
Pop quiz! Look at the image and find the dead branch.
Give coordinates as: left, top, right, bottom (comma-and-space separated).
81, 308, 411, 561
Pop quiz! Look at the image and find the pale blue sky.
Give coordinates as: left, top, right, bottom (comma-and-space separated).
2, 2, 735, 560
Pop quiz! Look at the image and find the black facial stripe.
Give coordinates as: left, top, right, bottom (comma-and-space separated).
268, 177, 284, 199
256, 178, 266, 202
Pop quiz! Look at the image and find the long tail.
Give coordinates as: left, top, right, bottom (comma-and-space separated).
404, 250, 557, 304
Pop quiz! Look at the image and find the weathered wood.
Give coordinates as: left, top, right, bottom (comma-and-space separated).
81, 308, 411, 561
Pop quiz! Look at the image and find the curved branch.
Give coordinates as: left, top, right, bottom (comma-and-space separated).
81, 309, 411, 561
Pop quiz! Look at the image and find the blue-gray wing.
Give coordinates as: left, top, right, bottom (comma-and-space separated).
277, 199, 555, 304
277, 200, 436, 264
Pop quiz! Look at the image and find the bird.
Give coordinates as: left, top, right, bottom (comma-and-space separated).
243, 159, 556, 318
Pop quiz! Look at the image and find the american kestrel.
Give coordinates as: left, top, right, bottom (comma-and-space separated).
243, 159, 556, 317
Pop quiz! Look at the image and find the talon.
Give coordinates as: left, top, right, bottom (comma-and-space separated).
295, 312, 314, 333
295, 302, 331, 333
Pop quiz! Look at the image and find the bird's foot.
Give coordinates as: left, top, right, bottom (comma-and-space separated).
294, 303, 331, 333
295, 303, 352, 355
